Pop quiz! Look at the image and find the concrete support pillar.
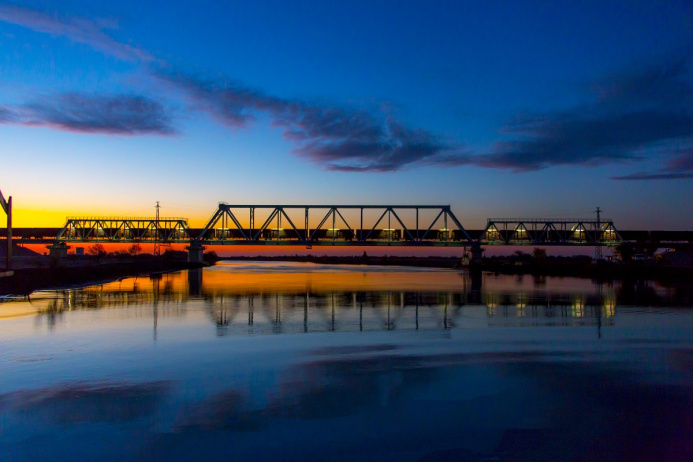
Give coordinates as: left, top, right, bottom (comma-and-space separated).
470, 243, 484, 266
188, 241, 205, 264
47, 242, 70, 258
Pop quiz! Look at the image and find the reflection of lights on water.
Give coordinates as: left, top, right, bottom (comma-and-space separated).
484, 293, 499, 310
604, 298, 616, 318
571, 299, 584, 318
515, 293, 527, 317
516, 293, 527, 310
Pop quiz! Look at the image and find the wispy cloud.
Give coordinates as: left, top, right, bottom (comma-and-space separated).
474, 55, 693, 175
156, 70, 469, 171
611, 148, 693, 180
0, 93, 175, 135
0, 4, 150, 61
156, 54, 693, 175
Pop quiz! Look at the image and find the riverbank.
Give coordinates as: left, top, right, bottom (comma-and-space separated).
0, 255, 204, 295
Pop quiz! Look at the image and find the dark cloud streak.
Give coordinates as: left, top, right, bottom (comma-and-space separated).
476, 56, 693, 174
0, 93, 176, 135
611, 148, 693, 180
0, 4, 150, 61
156, 70, 468, 172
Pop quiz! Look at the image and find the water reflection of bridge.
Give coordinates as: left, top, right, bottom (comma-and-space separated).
205, 290, 615, 336
35, 270, 616, 335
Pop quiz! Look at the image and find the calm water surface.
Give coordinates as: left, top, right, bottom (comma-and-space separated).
1, 262, 692, 461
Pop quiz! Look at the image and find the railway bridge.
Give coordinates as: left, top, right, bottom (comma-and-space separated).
3, 203, 691, 266
2, 203, 632, 262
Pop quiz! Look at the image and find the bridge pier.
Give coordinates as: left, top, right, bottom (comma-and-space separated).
47, 242, 70, 259
187, 241, 205, 264
470, 243, 484, 266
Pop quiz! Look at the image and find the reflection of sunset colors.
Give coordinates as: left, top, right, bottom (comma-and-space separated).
203, 264, 465, 293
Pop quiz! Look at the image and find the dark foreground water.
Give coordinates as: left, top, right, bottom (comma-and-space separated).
1, 262, 692, 461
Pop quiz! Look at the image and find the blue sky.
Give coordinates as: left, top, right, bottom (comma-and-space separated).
1, 0, 692, 229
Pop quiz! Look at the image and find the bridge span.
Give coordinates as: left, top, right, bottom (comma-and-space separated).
3, 204, 691, 263
12, 204, 624, 246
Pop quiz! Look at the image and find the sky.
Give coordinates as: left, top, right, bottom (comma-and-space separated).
1, 0, 692, 230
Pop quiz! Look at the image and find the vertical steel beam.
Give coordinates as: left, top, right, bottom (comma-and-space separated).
388, 209, 391, 243
2, 196, 11, 271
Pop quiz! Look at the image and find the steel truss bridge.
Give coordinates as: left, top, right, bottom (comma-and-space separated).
39, 204, 624, 247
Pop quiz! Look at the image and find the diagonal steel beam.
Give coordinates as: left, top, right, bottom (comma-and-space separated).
197, 207, 225, 241
420, 209, 444, 241
253, 209, 279, 240
279, 209, 304, 241
389, 208, 415, 242
363, 208, 389, 241
334, 208, 354, 234
445, 209, 473, 244
310, 209, 334, 241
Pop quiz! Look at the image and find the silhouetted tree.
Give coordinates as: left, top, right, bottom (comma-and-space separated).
615, 242, 635, 262
87, 243, 107, 256
128, 244, 142, 256
203, 251, 219, 264
532, 248, 547, 260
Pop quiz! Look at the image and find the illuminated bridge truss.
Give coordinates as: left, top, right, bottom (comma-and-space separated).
198, 204, 474, 246
51, 208, 624, 248
56, 217, 192, 242
481, 218, 622, 246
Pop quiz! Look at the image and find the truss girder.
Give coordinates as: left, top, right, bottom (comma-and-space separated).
197, 205, 475, 246
482, 219, 622, 246
56, 217, 192, 243
55, 210, 624, 248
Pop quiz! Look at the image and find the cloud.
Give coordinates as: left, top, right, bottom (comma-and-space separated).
0, 4, 150, 61
156, 70, 470, 172
611, 172, 693, 180
611, 148, 693, 180
0, 93, 175, 135
157, 55, 693, 176
473, 55, 693, 175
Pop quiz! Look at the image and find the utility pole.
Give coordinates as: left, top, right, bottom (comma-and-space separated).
0, 189, 11, 271
154, 201, 161, 256
594, 206, 602, 261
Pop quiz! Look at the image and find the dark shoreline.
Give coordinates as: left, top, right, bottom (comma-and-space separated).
0, 257, 203, 296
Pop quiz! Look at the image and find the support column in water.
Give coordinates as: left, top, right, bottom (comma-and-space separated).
187, 241, 205, 263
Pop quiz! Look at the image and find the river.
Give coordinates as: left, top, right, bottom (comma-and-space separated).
1, 262, 692, 461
